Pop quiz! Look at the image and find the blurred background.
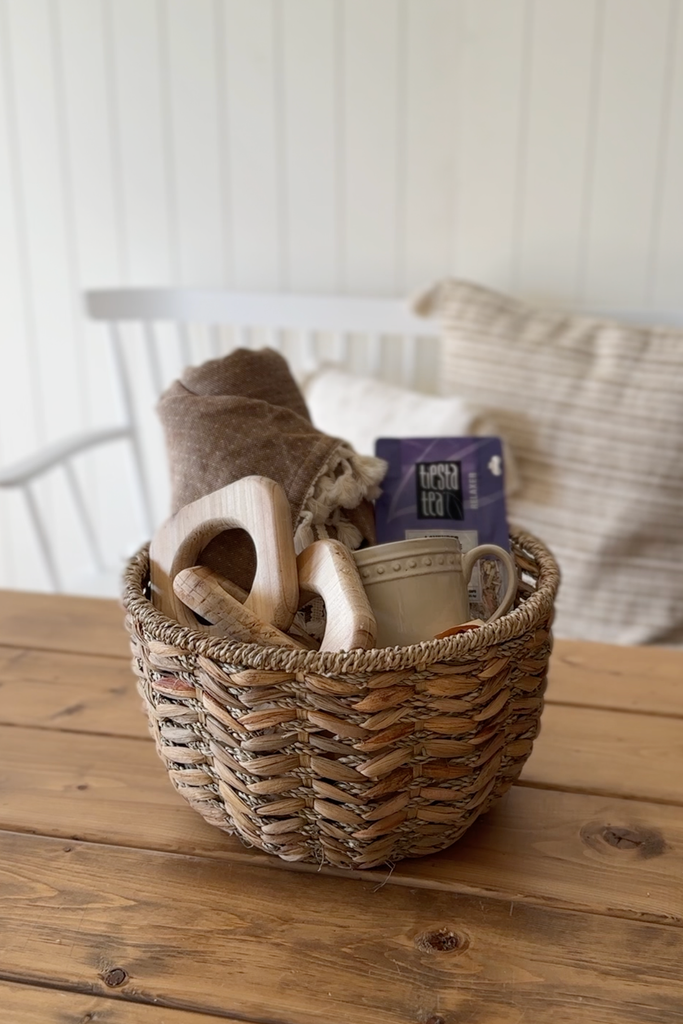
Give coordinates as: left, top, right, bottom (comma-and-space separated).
0, 0, 681, 593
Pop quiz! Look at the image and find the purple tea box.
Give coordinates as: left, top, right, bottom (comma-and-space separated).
374, 436, 511, 613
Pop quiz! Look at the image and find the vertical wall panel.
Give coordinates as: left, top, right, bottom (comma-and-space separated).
0, 0, 41, 462
650, 0, 683, 312
4, 0, 84, 440
515, 0, 598, 303
0, 0, 28, 584
402, 0, 461, 291
222, 0, 280, 288
281, 0, 337, 292
106, 0, 175, 537
0, 0, 97, 589
342, 0, 401, 293
56, 0, 134, 581
58, 0, 120, 290
580, 0, 671, 307
57, 0, 121, 424
109, 0, 172, 283
454, 0, 530, 291
164, 0, 225, 286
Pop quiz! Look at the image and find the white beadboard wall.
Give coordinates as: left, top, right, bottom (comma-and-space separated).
0, 0, 682, 593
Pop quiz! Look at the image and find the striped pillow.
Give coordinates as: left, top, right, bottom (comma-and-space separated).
414, 279, 683, 646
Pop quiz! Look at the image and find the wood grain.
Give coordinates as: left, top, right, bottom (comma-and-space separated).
2, 589, 683, 1021
173, 565, 303, 647
0, 723, 681, 924
0, 978, 241, 1023
149, 477, 299, 629
0, 591, 128, 658
0, 723, 240, 861
548, 638, 683, 717
0, 592, 681, 721
2, 637, 681, 807
297, 539, 376, 651
1, 831, 682, 1024
0, 645, 145, 738
522, 702, 683, 805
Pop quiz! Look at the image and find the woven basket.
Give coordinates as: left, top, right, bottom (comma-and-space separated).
122, 530, 559, 869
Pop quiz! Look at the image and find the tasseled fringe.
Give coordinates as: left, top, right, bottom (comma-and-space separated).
294, 444, 387, 554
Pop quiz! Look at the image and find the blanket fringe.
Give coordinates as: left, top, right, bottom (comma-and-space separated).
294, 444, 387, 554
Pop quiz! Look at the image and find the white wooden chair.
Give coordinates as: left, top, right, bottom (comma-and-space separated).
3, 286, 678, 597
0, 288, 435, 596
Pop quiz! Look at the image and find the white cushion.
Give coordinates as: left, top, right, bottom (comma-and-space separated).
414, 278, 683, 646
303, 365, 520, 495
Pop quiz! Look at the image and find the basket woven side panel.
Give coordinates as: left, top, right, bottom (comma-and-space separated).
125, 532, 559, 869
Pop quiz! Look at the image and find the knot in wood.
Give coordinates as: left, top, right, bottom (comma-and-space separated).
600, 825, 667, 857
415, 927, 466, 954
580, 821, 667, 859
602, 826, 644, 850
101, 967, 128, 987
425, 1016, 447, 1024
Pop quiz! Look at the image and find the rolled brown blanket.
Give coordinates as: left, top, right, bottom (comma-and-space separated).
157, 347, 387, 592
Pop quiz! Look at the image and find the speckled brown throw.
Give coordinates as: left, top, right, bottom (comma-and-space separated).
157, 347, 386, 590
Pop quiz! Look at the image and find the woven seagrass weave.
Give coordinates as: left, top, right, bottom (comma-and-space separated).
122, 530, 559, 869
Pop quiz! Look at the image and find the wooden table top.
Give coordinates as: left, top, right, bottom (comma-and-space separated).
0, 589, 682, 1024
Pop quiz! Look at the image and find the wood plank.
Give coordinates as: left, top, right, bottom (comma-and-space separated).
1, 591, 681, 713
548, 638, 683, 717
2, 637, 682, 809
0, 723, 237, 860
1, 830, 683, 1024
0, 646, 145, 737
0, 977, 241, 1023
3, 634, 683, 740
0, 590, 129, 657
523, 702, 683, 805
2, 591, 681, 717
400, 784, 683, 925
1, 724, 681, 924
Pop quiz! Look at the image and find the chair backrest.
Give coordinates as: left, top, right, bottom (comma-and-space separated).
85, 287, 437, 395
7, 286, 682, 596
79, 288, 439, 596
2, 287, 438, 596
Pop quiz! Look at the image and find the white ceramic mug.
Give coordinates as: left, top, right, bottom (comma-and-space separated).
352, 537, 517, 648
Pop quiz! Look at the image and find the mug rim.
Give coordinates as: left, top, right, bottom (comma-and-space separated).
352, 536, 463, 568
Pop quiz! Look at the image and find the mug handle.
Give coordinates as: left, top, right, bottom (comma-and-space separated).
461, 544, 517, 623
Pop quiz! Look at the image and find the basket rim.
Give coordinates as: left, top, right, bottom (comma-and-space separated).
122, 528, 560, 674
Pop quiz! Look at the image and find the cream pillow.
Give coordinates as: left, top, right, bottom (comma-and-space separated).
414, 279, 683, 646
303, 366, 520, 495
